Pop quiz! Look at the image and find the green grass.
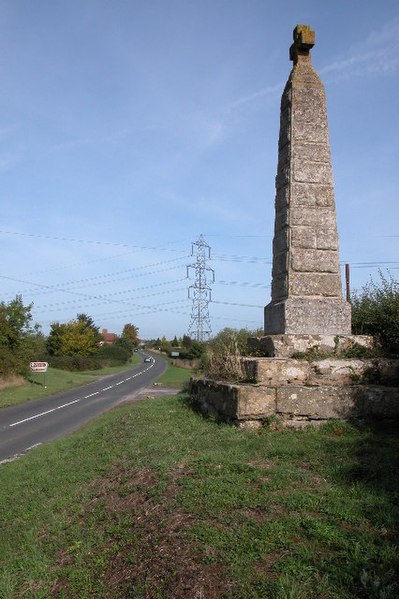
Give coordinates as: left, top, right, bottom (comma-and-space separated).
155, 361, 195, 387
0, 396, 398, 598
0, 355, 141, 409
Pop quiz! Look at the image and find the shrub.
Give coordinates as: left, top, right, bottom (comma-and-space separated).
202, 328, 254, 382
351, 271, 399, 355
47, 355, 103, 371
97, 343, 131, 366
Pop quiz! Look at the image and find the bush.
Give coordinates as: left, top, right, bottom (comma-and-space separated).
97, 343, 131, 366
47, 355, 103, 371
0, 346, 31, 377
202, 328, 256, 382
351, 271, 399, 355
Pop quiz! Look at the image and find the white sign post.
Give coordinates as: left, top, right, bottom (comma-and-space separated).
29, 362, 48, 388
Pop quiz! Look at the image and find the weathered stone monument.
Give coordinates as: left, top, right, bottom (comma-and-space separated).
252, 24, 367, 358
190, 25, 399, 427
265, 24, 351, 337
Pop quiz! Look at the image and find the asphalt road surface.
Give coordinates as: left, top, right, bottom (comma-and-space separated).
0, 352, 167, 463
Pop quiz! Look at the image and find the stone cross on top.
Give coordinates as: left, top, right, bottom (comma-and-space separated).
289, 24, 315, 64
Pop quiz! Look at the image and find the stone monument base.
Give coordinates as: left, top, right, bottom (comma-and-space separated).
189, 355, 399, 429
248, 334, 373, 358
264, 298, 352, 337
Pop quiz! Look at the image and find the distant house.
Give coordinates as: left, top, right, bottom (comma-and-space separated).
101, 328, 117, 345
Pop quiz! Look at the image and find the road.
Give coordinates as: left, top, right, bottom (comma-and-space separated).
0, 353, 167, 463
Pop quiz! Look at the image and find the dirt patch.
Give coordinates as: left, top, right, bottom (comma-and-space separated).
52, 465, 235, 598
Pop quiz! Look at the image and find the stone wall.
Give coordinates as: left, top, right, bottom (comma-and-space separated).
190, 357, 399, 429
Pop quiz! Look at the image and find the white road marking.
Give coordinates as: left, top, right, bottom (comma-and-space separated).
7, 359, 157, 429
0, 442, 43, 464
9, 399, 80, 427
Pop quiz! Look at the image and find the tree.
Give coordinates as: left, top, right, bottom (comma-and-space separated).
77, 313, 101, 342
171, 336, 179, 347
351, 271, 399, 355
122, 323, 140, 347
0, 295, 35, 376
160, 335, 170, 353
47, 316, 100, 357
115, 335, 134, 353
0, 295, 33, 350
60, 320, 100, 357
182, 335, 192, 349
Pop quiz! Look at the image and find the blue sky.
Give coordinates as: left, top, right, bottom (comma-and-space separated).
1, 0, 398, 340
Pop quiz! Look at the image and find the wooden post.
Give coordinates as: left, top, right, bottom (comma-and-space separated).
345, 263, 350, 302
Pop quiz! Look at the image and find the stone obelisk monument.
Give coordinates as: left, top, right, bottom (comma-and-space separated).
191, 25, 396, 429
264, 24, 351, 344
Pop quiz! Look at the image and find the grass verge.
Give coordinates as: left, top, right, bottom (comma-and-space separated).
0, 395, 398, 598
0, 355, 141, 410
155, 361, 195, 387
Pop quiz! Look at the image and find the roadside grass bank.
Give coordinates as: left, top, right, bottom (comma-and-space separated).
0, 355, 141, 410
0, 394, 398, 598
155, 361, 195, 387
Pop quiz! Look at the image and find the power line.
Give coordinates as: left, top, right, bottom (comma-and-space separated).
0, 229, 188, 254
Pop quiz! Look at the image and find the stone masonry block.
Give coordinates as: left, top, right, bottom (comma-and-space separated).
289, 272, 342, 297
271, 251, 288, 277
237, 386, 276, 419
316, 227, 338, 250
292, 89, 327, 126
277, 386, 357, 419
293, 160, 334, 185
273, 228, 289, 253
291, 226, 316, 249
293, 142, 331, 164
291, 182, 335, 208
290, 206, 336, 228
264, 298, 352, 335
309, 359, 372, 386
294, 121, 329, 145
272, 275, 288, 300
242, 357, 310, 386
291, 248, 339, 273
250, 335, 373, 358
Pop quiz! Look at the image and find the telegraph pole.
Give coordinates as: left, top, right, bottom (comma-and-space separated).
187, 234, 215, 341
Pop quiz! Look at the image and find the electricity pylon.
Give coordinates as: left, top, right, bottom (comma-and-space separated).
187, 234, 215, 341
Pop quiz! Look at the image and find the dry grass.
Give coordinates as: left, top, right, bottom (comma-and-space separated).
0, 375, 25, 391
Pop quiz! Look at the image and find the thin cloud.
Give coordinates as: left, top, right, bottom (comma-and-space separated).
227, 83, 282, 111
321, 16, 399, 81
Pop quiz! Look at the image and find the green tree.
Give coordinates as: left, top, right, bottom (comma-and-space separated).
115, 335, 134, 353
77, 313, 101, 343
47, 317, 100, 357
60, 320, 100, 357
171, 336, 179, 347
0, 295, 35, 376
46, 322, 67, 356
160, 335, 169, 353
182, 335, 192, 349
122, 323, 140, 347
0, 295, 33, 350
351, 271, 399, 355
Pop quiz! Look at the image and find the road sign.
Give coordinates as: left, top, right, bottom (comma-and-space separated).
30, 361, 48, 373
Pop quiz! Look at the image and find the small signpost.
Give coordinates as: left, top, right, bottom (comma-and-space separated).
29, 361, 48, 388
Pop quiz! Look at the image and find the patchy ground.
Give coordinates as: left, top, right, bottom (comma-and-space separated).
53, 464, 235, 598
